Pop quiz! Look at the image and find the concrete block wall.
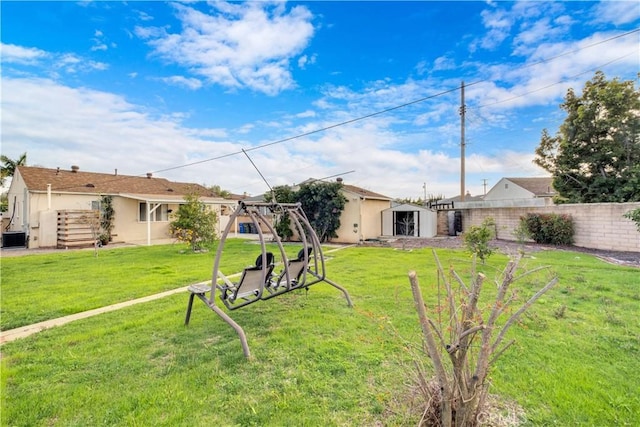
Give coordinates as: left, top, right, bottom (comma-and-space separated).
438, 202, 640, 253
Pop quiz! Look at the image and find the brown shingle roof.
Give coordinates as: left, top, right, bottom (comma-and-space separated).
297, 178, 391, 200
342, 184, 391, 200
506, 177, 556, 196
17, 166, 215, 197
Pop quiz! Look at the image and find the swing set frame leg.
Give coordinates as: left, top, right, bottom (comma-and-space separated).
322, 278, 354, 307
209, 302, 252, 359
187, 293, 252, 358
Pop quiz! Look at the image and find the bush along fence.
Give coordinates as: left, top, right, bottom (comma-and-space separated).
436, 202, 640, 253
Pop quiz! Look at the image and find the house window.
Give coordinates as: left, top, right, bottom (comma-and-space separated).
91, 201, 101, 211
504, 184, 509, 189
139, 203, 169, 222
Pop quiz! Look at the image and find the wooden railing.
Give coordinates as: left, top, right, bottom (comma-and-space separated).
57, 210, 99, 249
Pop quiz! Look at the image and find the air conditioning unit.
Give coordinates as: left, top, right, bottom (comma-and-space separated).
2, 231, 27, 248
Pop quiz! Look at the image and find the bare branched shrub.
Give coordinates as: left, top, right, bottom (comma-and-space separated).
79, 211, 101, 257
408, 249, 558, 426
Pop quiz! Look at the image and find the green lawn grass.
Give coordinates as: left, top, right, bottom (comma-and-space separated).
1, 239, 302, 330
1, 241, 638, 426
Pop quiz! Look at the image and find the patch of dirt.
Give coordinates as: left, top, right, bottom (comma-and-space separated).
363, 237, 639, 268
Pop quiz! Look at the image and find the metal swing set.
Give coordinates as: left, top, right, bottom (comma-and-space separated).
184, 200, 353, 358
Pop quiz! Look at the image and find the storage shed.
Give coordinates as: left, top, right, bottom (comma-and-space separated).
381, 203, 437, 238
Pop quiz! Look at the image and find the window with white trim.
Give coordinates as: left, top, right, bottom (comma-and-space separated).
139, 203, 169, 222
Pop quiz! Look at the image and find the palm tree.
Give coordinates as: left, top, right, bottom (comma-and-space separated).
1, 152, 27, 186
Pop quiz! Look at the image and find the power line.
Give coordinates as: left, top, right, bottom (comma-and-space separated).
151, 27, 639, 176
475, 51, 638, 109
46, 27, 640, 191
509, 28, 639, 73
151, 85, 467, 175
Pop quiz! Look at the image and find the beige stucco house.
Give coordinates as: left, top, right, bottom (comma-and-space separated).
5, 165, 233, 249
333, 182, 392, 243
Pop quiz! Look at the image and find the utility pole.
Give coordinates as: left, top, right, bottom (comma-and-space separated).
482, 178, 488, 196
423, 182, 427, 202
460, 81, 466, 201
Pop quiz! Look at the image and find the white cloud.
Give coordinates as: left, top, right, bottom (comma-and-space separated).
160, 75, 203, 90
1, 43, 108, 74
592, 0, 640, 25
472, 2, 570, 55
135, 2, 315, 95
298, 53, 316, 69
56, 53, 108, 73
135, 9, 154, 22
514, 17, 569, 55
90, 29, 112, 52
1, 76, 245, 185
186, 128, 228, 138
1, 43, 48, 65
476, 7, 514, 50
90, 43, 108, 52
236, 123, 255, 134
431, 56, 456, 72
1, 75, 493, 199
295, 110, 316, 118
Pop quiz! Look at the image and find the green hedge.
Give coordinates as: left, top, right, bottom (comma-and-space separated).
520, 213, 574, 245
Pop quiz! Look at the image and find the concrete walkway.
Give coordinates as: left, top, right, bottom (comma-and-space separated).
0, 283, 205, 345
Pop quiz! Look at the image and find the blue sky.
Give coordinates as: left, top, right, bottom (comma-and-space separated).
2, 1, 639, 200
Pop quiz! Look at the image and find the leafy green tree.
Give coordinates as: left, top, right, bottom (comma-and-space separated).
169, 193, 218, 251
395, 194, 444, 205
1, 152, 27, 186
208, 184, 232, 199
265, 185, 297, 204
534, 71, 640, 203
463, 217, 496, 263
623, 208, 640, 232
265, 185, 297, 241
296, 181, 347, 242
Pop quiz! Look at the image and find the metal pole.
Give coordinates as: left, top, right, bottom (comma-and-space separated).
460, 81, 466, 202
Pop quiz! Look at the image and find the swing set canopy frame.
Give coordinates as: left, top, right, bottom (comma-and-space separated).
184, 200, 352, 358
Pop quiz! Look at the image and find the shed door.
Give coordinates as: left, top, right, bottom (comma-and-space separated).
394, 211, 417, 236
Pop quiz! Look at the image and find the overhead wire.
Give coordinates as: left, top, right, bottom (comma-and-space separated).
151, 27, 639, 175
475, 50, 638, 109
150, 85, 467, 175
47, 27, 639, 192
463, 50, 638, 174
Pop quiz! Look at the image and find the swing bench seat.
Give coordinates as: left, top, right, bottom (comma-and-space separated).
267, 247, 313, 293
219, 252, 274, 307
185, 252, 275, 324
222, 265, 272, 302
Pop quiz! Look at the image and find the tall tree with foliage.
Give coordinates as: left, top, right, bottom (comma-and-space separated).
1, 152, 27, 186
296, 181, 347, 242
169, 193, 218, 251
265, 185, 297, 241
534, 71, 640, 203
208, 184, 232, 199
